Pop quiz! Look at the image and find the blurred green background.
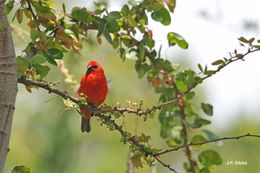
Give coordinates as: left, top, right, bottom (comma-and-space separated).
4, 0, 260, 173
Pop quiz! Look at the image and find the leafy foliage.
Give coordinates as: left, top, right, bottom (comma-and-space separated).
8, 0, 260, 172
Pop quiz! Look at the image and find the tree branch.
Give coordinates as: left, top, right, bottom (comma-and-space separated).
17, 77, 178, 116
154, 156, 178, 173
186, 47, 260, 93
177, 94, 195, 173
154, 133, 260, 156
26, 0, 41, 31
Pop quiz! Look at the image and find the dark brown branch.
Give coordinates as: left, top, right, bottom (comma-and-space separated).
18, 77, 80, 103
154, 156, 178, 173
26, 0, 40, 31
173, 85, 195, 173
17, 77, 178, 116
154, 133, 260, 156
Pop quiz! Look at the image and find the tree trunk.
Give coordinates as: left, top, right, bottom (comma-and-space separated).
0, 0, 17, 172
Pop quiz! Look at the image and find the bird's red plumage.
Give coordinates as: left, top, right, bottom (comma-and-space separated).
77, 61, 108, 132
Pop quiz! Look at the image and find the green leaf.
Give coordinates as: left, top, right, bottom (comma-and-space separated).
248, 37, 255, 44
45, 48, 63, 60
191, 135, 207, 144
5, 0, 15, 15
94, 2, 106, 14
119, 47, 126, 60
238, 36, 249, 43
17, 9, 23, 24
121, 5, 129, 16
253, 45, 260, 49
30, 29, 41, 41
30, 53, 46, 65
43, 49, 60, 66
71, 7, 92, 23
176, 80, 187, 92
198, 64, 203, 72
164, 0, 176, 12
185, 91, 195, 100
160, 125, 170, 138
201, 103, 213, 116
202, 130, 220, 141
126, 16, 137, 27
183, 162, 190, 172
145, 38, 155, 49
167, 32, 188, 49
166, 139, 181, 147
151, 7, 171, 26
137, 43, 145, 61
107, 11, 121, 20
44, 55, 57, 65
236, 54, 243, 59
200, 167, 211, 173
135, 62, 149, 78
198, 150, 222, 167
12, 165, 30, 173
106, 19, 120, 32
17, 57, 29, 76
154, 58, 173, 72
204, 70, 216, 75
145, 3, 164, 11
211, 59, 224, 66
33, 64, 50, 78
112, 37, 119, 49
103, 28, 113, 44
192, 117, 211, 128
62, 3, 66, 14
121, 35, 134, 47
137, 13, 148, 25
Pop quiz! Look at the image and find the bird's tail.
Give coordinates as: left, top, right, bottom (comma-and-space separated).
80, 107, 92, 133
81, 117, 91, 133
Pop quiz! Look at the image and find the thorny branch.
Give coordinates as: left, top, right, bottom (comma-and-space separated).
186, 47, 260, 93
153, 133, 260, 156
18, 77, 178, 116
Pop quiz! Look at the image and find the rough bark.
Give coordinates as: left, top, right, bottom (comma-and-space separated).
0, 0, 17, 172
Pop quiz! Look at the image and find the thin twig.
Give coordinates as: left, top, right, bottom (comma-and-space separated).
186, 48, 260, 93
154, 133, 260, 156
154, 156, 178, 173
26, 0, 40, 31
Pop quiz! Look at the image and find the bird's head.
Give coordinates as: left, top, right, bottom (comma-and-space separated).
86, 61, 104, 74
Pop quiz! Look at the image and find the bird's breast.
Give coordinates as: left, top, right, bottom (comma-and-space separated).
78, 73, 108, 106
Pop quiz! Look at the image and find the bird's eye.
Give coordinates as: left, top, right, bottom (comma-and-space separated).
87, 64, 98, 73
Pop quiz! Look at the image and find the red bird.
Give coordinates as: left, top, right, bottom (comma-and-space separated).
77, 61, 108, 133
